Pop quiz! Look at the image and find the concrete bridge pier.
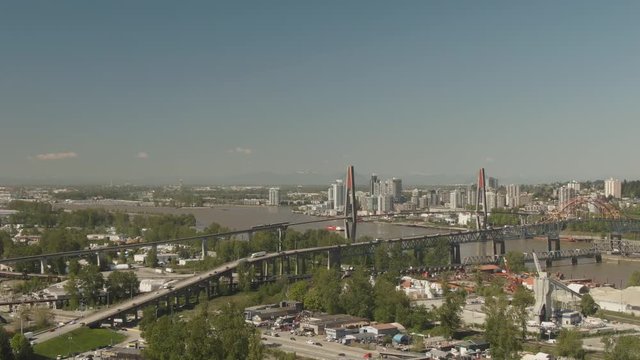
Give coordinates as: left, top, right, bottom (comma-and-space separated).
96, 252, 101, 269
201, 238, 207, 260
547, 235, 561, 252
40, 258, 46, 274
595, 253, 602, 263
493, 240, 506, 256
545, 258, 553, 268
261, 260, 269, 280
571, 256, 578, 265
277, 227, 285, 252
270, 258, 277, 277
449, 244, 461, 265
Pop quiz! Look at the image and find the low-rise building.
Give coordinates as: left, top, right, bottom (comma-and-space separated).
560, 311, 582, 326
299, 313, 369, 335
244, 301, 302, 325
360, 323, 399, 337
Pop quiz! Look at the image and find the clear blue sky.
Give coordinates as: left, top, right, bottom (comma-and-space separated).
2, 1, 640, 184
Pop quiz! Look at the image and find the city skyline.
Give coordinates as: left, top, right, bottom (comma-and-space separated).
3, 1, 640, 184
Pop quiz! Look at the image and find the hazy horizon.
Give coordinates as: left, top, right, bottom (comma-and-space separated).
3, 1, 640, 183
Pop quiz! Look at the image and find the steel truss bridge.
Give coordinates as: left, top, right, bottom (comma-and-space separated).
2, 218, 640, 274
20, 217, 640, 344
461, 248, 602, 267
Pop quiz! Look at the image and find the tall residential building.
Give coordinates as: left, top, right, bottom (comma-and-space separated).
377, 195, 394, 213
449, 189, 462, 209
418, 195, 429, 209
488, 177, 499, 190
467, 188, 477, 208
558, 186, 576, 208
411, 188, 421, 206
332, 180, 345, 211
370, 174, 378, 195
605, 178, 622, 199
496, 193, 506, 209
486, 191, 497, 211
429, 190, 439, 207
391, 178, 403, 202
327, 186, 334, 209
268, 188, 280, 206
567, 180, 581, 192
506, 184, 520, 208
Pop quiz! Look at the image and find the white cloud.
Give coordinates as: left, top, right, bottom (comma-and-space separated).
136, 151, 149, 159
227, 147, 252, 155
34, 152, 78, 161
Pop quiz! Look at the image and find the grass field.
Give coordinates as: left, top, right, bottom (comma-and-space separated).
33, 328, 127, 359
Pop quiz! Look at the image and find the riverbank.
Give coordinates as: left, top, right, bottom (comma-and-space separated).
388, 221, 468, 232
602, 254, 640, 264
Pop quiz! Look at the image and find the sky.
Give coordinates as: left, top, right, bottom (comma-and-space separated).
2, 1, 640, 185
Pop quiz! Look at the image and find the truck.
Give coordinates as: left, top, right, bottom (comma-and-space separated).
23, 332, 34, 340
250, 251, 267, 259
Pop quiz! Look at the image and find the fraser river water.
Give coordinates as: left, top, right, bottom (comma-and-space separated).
60, 204, 640, 287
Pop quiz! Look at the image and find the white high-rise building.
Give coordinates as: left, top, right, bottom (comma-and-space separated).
486, 191, 497, 211
506, 184, 520, 208
377, 195, 394, 213
558, 186, 576, 208
449, 190, 460, 209
268, 188, 280, 206
332, 180, 345, 211
567, 180, 581, 192
605, 178, 622, 199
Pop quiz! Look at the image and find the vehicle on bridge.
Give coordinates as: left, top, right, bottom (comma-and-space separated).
250, 251, 267, 258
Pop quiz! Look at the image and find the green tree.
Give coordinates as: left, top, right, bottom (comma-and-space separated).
145, 248, 159, 268
603, 335, 640, 360
78, 264, 105, 306
580, 293, 598, 317
373, 278, 409, 323
556, 329, 585, 360
484, 295, 521, 360
0, 328, 14, 360
310, 268, 342, 314
303, 287, 324, 311
143, 316, 186, 360
236, 261, 255, 292
106, 271, 139, 303
628, 270, 640, 287
287, 281, 309, 302
139, 306, 158, 333
511, 286, 535, 339
504, 251, 526, 273
67, 259, 81, 276
341, 268, 374, 319
32, 307, 53, 329
437, 287, 465, 339
9, 334, 32, 360
210, 303, 263, 360
64, 275, 80, 310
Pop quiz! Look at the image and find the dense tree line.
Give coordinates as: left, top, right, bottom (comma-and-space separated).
141, 303, 262, 360
285, 268, 451, 334
622, 180, 640, 198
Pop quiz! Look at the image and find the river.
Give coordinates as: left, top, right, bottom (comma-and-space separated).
59, 203, 640, 287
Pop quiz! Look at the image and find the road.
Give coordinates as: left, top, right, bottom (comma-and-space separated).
263, 333, 375, 360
